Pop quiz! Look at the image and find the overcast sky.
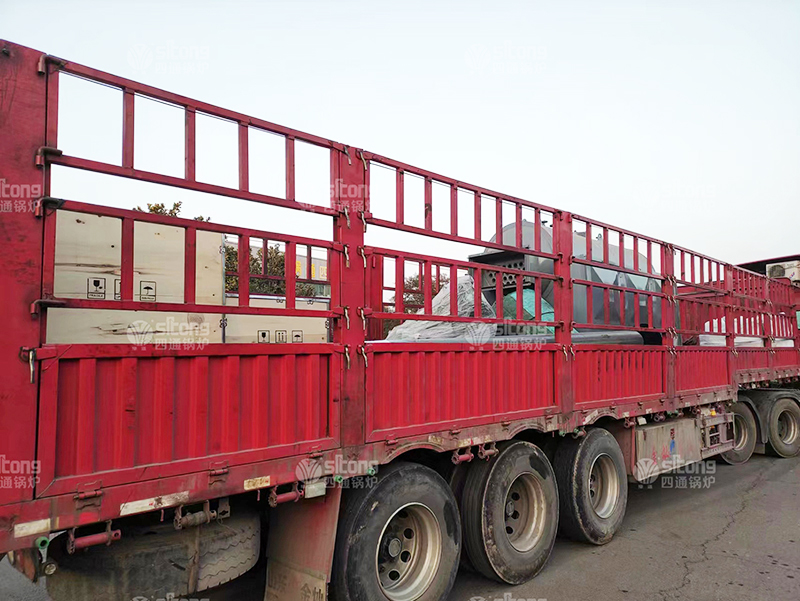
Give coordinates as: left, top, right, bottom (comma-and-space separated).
2, 0, 798, 265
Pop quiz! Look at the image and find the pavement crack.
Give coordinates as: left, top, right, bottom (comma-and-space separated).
655, 466, 770, 600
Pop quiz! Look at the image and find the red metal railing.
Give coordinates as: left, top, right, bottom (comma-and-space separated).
42, 200, 338, 318
42, 57, 340, 215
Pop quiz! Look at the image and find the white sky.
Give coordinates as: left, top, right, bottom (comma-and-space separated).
2, 0, 798, 265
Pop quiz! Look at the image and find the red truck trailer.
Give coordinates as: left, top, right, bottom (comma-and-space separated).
1, 40, 799, 601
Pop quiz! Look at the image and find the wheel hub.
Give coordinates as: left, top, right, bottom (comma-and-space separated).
503, 472, 546, 553
777, 410, 799, 445
733, 413, 749, 451
386, 537, 402, 559
588, 453, 620, 519
376, 503, 442, 601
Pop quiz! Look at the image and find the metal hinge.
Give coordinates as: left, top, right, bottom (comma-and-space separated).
209, 462, 229, 485
74, 485, 103, 509
34, 146, 62, 167
37, 53, 67, 74
33, 196, 65, 218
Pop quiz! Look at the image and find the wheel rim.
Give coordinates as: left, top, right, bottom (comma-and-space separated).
376, 503, 442, 601
503, 472, 547, 553
777, 410, 799, 446
589, 453, 620, 519
733, 413, 749, 451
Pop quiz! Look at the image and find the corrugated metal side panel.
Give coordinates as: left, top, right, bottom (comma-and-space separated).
49, 354, 331, 488
675, 349, 729, 392
574, 349, 664, 405
734, 349, 770, 372
367, 349, 556, 440
774, 348, 799, 368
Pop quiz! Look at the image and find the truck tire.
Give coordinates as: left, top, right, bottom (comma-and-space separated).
461, 441, 558, 585
719, 402, 757, 465
447, 462, 475, 573
553, 428, 627, 545
766, 397, 800, 458
46, 510, 260, 601
330, 462, 460, 601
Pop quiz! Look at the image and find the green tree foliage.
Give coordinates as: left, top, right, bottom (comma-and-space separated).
224, 243, 317, 297
133, 201, 210, 221
398, 273, 449, 309
382, 273, 449, 337
135, 202, 312, 296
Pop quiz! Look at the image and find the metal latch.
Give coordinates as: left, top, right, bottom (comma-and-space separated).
19, 346, 58, 384
30, 298, 66, 317
19, 348, 36, 384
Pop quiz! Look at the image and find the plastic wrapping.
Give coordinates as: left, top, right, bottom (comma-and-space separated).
385, 276, 496, 342
697, 316, 796, 347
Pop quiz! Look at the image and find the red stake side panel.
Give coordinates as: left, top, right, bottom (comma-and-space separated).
0, 40, 799, 555
365, 343, 557, 442
36, 345, 339, 498
573, 347, 665, 408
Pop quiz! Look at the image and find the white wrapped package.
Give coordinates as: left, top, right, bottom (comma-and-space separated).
385, 276, 496, 342
698, 316, 796, 347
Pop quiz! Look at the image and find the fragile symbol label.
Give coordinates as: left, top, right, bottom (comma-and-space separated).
87, 277, 106, 299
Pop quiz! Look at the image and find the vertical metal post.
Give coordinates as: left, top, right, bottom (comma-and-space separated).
724, 264, 736, 388
554, 211, 574, 417
122, 89, 135, 169
335, 146, 367, 447
662, 245, 677, 400
0, 42, 47, 504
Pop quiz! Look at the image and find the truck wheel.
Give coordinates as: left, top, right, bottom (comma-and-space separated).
330, 462, 460, 601
719, 402, 757, 465
767, 398, 800, 458
46, 509, 260, 601
461, 441, 558, 585
447, 462, 475, 573
553, 428, 627, 545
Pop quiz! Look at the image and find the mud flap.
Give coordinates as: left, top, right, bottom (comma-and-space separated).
265, 486, 341, 601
